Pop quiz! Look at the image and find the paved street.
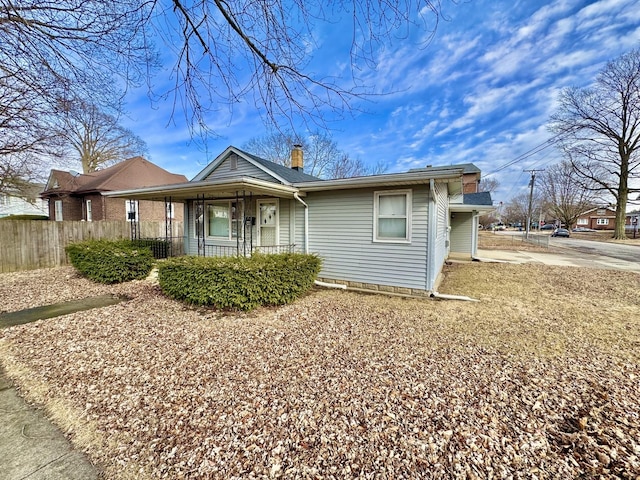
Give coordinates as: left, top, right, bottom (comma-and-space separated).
549, 236, 640, 263
482, 231, 640, 273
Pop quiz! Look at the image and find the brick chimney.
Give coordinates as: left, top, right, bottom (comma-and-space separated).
291, 144, 303, 172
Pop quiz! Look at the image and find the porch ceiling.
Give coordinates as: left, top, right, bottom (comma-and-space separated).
104, 177, 300, 202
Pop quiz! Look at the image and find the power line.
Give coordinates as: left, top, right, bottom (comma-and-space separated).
484, 130, 570, 178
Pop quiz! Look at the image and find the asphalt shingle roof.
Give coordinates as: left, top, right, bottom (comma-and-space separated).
235, 147, 323, 183
463, 191, 493, 206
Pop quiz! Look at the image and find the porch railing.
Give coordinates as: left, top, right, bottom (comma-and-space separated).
135, 237, 296, 259
132, 237, 184, 259
203, 243, 297, 257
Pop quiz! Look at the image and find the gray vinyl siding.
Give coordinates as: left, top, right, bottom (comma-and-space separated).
183, 197, 292, 255
306, 186, 429, 290
203, 154, 279, 182
450, 212, 473, 255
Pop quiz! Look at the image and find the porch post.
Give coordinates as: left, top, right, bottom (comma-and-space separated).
197, 194, 205, 256
128, 199, 138, 240
164, 196, 172, 257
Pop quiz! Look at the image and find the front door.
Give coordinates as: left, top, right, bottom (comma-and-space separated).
257, 199, 278, 246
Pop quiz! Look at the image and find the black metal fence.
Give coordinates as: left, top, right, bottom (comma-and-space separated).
203, 243, 297, 257
133, 238, 184, 259
136, 238, 295, 259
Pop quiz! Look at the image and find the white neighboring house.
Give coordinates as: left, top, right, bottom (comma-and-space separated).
0, 184, 48, 218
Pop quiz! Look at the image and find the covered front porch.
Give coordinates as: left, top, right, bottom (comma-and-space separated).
111, 177, 305, 259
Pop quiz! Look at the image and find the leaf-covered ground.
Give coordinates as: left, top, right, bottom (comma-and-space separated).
1, 265, 639, 479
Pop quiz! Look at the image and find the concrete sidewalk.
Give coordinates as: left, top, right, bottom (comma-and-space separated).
0, 365, 99, 480
475, 248, 640, 273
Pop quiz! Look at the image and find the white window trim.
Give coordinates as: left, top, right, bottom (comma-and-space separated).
577, 218, 588, 225
86, 199, 92, 222
126, 200, 139, 222
166, 202, 175, 219
54, 200, 63, 221
596, 218, 609, 225
373, 189, 412, 244
257, 198, 279, 246
194, 200, 244, 240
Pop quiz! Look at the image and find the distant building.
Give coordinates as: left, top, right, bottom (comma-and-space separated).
0, 183, 48, 218
575, 206, 617, 230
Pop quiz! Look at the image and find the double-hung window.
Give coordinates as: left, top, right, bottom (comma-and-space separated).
373, 190, 411, 243
596, 218, 609, 226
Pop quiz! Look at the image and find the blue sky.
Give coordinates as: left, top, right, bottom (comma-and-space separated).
120, 0, 640, 208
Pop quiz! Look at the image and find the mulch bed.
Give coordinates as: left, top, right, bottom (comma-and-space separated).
1, 265, 639, 479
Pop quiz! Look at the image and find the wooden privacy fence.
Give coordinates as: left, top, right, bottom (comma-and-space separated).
0, 220, 184, 273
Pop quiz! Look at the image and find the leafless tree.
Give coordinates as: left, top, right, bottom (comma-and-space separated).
0, 73, 61, 193
58, 101, 148, 173
1, 1, 443, 186
479, 177, 500, 194
538, 160, 598, 230
1, 0, 154, 189
325, 155, 387, 179
244, 130, 387, 178
243, 131, 306, 167
2, 1, 443, 134
503, 192, 545, 228
550, 48, 640, 239
161, 0, 443, 134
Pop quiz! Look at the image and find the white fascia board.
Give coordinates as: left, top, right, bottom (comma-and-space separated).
105, 177, 300, 201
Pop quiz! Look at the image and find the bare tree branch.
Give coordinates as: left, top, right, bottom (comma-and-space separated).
550, 48, 640, 239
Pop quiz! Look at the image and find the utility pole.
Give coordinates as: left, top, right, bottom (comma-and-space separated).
524, 169, 544, 239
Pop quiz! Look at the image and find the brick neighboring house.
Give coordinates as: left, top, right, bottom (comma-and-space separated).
575, 206, 617, 230
41, 157, 187, 222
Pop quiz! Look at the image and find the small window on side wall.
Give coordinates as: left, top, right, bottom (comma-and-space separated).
373, 190, 412, 243
126, 200, 139, 222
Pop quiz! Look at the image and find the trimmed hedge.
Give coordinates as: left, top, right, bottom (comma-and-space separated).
66, 240, 155, 284
158, 253, 322, 311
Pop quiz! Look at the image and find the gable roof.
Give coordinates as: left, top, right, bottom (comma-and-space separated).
238, 147, 323, 183
42, 157, 187, 197
578, 206, 617, 216
191, 146, 322, 184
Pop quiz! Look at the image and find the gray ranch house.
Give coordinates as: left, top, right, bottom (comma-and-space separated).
107, 146, 492, 296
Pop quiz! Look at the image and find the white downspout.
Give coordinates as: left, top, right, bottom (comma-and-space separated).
293, 192, 309, 254
426, 179, 437, 291
293, 192, 345, 290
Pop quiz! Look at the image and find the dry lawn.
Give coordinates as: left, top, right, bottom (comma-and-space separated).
478, 232, 554, 252
1, 265, 639, 479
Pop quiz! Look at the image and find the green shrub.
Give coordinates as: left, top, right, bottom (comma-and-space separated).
66, 240, 155, 284
158, 253, 322, 311
0, 215, 49, 220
